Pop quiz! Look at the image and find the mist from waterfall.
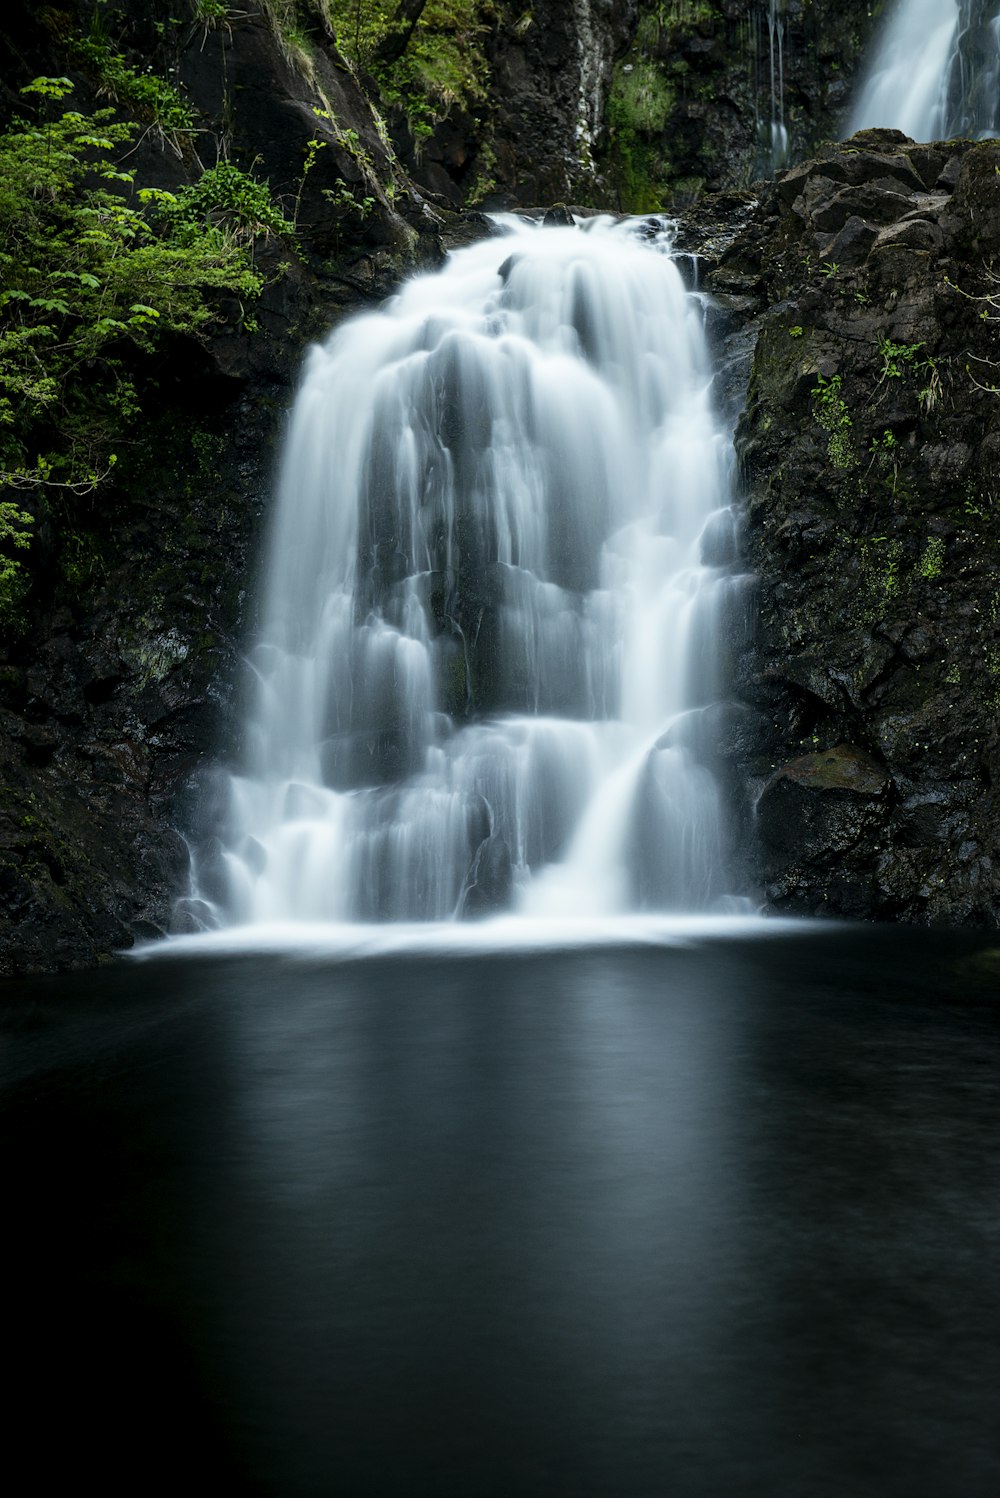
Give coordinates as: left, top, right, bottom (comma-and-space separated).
848, 0, 1000, 142
182, 217, 751, 937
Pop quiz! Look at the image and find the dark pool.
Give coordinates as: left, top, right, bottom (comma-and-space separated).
3, 925, 999, 1495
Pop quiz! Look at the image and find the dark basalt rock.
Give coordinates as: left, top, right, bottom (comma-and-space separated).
756, 744, 890, 866
700, 134, 1000, 924
597, 0, 882, 212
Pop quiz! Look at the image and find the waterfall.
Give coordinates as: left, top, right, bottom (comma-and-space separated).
185, 217, 750, 934
748, 2, 790, 174
765, 1, 789, 171
848, 0, 1000, 142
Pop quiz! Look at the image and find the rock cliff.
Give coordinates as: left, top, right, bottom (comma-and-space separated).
699, 132, 1000, 922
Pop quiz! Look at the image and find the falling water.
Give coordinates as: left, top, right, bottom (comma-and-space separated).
186, 217, 750, 933
765, 1, 789, 170
748, 2, 790, 174
848, 0, 1000, 141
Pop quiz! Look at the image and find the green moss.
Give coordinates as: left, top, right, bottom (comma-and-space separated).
603, 58, 677, 211
331, 1, 493, 138
811, 373, 856, 469
918, 536, 945, 581
859, 536, 903, 614
609, 62, 674, 135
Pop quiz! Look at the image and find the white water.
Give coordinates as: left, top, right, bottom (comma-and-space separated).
748, 2, 790, 173
849, 0, 1000, 141
184, 216, 750, 934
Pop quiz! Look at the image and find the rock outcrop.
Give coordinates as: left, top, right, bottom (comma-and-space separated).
699, 132, 1000, 922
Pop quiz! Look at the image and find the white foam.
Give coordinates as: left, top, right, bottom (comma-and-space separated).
132, 912, 819, 964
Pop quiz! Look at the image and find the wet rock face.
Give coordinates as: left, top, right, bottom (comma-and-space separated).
461, 833, 514, 918
598, 0, 882, 211
699, 132, 1000, 923
484, 0, 640, 206
755, 745, 892, 913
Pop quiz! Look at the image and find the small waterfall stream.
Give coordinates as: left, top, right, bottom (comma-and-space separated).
747, 1, 790, 174
187, 217, 751, 936
849, 0, 1000, 142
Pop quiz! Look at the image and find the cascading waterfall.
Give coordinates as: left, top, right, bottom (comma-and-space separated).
848, 0, 1000, 142
186, 217, 750, 933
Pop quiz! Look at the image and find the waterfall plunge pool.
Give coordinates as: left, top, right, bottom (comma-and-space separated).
4, 925, 1000, 1495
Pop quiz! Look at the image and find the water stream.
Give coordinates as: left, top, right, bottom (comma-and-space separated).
848, 0, 1000, 141
184, 216, 750, 935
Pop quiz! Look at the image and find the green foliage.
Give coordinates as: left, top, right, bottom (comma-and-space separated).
868, 427, 899, 488
918, 535, 945, 581
608, 62, 673, 136
166, 161, 295, 242
604, 66, 671, 213
788, 325, 804, 338
811, 373, 855, 469
0, 501, 33, 614
0, 80, 282, 620
69, 30, 195, 137
332, 1, 494, 136
859, 535, 902, 610
876, 334, 932, 383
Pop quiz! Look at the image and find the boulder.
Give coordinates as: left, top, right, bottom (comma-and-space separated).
460, 834, 513, 918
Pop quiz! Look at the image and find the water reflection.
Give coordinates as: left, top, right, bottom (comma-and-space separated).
2, 930, 999, 1494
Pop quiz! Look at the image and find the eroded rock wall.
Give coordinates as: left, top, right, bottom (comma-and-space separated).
483, 0, 639, 205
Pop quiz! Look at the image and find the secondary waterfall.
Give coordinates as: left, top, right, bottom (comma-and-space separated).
187, 217, 749, 932
750, 1, 789, 173
848, 0, 1000, 142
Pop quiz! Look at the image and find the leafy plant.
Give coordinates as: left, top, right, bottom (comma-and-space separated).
69, 30, 195, 139
877, 334, 930, 383
0, 79, 279, 620
166, 160, 295, 243
918, 536, 945, 580
811, 372, 854, 469
332, 1, 494, 139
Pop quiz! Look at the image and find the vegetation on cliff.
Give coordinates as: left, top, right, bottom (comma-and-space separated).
0, 74, 293, 624
601, 0, 883, 211
331, 0, 495, 137
705, 133, 1000, 923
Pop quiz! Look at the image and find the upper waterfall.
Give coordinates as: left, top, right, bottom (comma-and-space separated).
848, 0, 1000, 142
184, 217, 750, 933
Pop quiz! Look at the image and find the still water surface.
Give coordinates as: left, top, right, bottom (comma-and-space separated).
3, 925, 999, 1495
